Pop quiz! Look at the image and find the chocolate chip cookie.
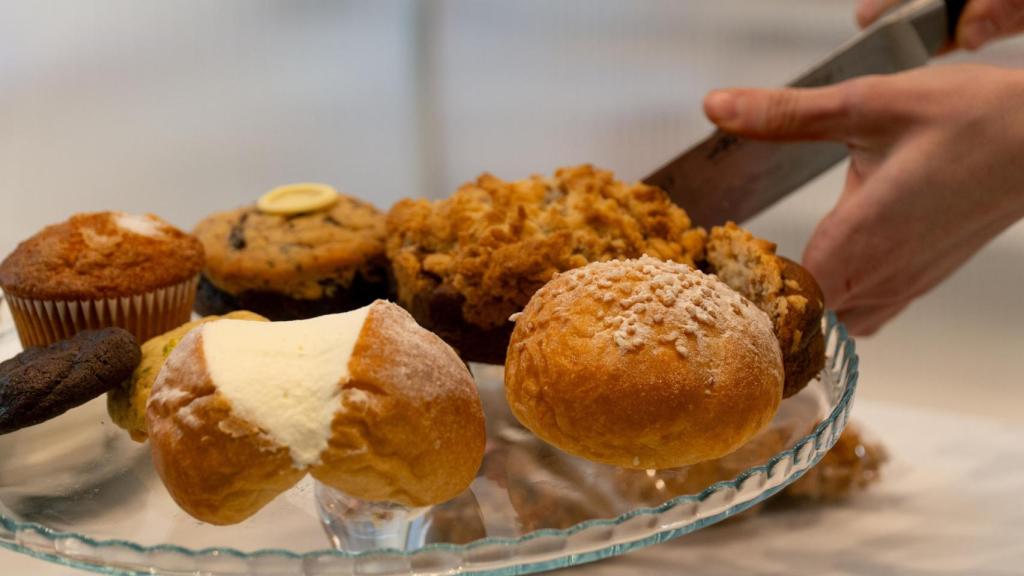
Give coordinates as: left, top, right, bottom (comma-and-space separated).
0, 328, 141, 434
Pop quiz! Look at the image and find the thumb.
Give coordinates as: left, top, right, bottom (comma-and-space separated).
704, 85, 854, 142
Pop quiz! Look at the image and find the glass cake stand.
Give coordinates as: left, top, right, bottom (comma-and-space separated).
0, 312, 857, 576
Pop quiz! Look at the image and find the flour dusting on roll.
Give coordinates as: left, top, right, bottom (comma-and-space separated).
147, 300, 485, 525
505, 256, 783, 470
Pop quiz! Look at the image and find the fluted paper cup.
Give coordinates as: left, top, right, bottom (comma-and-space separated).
4, 276, 198, 348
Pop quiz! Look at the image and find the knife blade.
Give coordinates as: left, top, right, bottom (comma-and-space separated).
644, 0, 966, 227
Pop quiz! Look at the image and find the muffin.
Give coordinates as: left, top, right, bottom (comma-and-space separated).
0, 212, 204, 348
387, 165, 707, 364
705, 223, 826, 397
193, 184, 389, 320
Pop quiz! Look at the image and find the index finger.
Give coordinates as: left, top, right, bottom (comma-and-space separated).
703, 85, 855, 142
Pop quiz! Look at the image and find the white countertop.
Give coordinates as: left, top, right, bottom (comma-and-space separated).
560, 401, 1024, 575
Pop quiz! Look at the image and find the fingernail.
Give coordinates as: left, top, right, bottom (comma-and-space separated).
705, 91, 738, 123
961, 19, 996, 50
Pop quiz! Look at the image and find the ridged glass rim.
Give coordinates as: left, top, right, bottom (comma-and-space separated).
0, 312, 858, 575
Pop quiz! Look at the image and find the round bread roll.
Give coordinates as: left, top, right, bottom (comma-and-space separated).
147, 300, 485, 525
505, 256, 784, 470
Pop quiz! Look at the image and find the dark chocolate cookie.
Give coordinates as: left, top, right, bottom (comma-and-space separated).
0, 328, 141, 434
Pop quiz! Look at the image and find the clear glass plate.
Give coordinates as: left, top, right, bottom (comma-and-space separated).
0, 313, 857, 576
0, 291, 12, 338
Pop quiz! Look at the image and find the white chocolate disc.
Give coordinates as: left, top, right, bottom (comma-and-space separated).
257, 183, 339, 215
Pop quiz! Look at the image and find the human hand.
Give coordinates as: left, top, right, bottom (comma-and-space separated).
856, 0, 1024, 50
703, 64, 1024, 335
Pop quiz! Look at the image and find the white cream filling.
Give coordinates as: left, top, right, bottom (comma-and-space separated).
201, 305, 372, 468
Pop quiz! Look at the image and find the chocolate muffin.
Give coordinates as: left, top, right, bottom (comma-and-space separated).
0, 328, 141, 434
193, 188, 389, 320
0, 212, 204, 348
387, 165, 707, 364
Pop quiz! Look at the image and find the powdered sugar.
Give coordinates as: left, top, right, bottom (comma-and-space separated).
177, 402, 204, 430
114, 212, 169, 237
148, 385, 190, 407
350, 300, 479, 407
571, 255, 771, 357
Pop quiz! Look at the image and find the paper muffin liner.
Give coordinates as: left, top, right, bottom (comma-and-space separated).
4, 276, 199, 348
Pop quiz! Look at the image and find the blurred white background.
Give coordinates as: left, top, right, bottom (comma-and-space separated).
1, 0, 1022, 421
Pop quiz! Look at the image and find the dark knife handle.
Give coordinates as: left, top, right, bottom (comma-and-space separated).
946, 0, 967, 39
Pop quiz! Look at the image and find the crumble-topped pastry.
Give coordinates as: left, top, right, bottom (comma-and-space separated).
388, 164, 825, 398
387, 164, 707, 363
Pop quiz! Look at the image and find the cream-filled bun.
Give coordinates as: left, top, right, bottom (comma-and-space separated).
505, 256, 783, 470
146, 300, 485, 525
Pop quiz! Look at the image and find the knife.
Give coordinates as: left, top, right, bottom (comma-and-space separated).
643, 0, 967, 227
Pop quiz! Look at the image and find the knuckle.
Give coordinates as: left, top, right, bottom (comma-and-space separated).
843, 76, 880, 113
838, 78, 877, 132
842, 74, 921, 130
